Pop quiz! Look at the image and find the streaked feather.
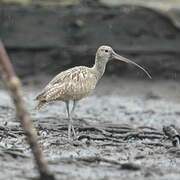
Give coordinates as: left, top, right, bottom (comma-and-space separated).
34, 101, 49, 110
35, 66, 98, 109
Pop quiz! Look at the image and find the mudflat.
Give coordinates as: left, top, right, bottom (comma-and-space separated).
0, 77, 180, 180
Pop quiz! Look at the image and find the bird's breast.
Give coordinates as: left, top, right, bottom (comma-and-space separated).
64, 72, 97, 100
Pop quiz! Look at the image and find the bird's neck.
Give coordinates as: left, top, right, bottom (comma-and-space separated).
93, 55, 107, 80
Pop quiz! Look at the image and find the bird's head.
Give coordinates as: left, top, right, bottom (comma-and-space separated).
96, 45, 113, 62
96, 45, 152, 79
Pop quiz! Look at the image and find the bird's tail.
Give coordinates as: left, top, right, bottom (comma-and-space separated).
34, 101, 48, 110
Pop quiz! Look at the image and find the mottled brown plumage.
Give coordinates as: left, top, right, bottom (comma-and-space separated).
35, 66, 98, 109
35, 45, 151, 139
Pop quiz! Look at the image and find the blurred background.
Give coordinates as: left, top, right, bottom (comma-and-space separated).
1, 0, 180, 80
1, 0, 180, 102
1, 1, 180, 179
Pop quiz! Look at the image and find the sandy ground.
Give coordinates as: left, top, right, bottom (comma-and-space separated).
1, 76, 180, 180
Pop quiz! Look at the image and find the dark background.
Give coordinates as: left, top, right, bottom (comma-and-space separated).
1, 0, 180, 79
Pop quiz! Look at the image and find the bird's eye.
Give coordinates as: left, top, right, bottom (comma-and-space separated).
105, 50, 108, 53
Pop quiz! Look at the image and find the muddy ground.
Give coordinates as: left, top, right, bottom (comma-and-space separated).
1, 76, 180, 180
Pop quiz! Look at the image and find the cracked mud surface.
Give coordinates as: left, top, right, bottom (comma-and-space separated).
1, 77, 180, 180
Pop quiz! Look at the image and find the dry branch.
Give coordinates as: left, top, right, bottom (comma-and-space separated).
0, 41, 55, 180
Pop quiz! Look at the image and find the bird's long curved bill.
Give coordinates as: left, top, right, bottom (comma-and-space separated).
112, 52, 152, 79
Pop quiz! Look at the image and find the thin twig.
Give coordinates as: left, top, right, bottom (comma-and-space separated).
52, 156, 141, 170
0, 41, 55, 180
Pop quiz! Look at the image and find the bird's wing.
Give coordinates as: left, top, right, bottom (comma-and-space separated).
44, 66, 85, 90
36, 66, 97, 101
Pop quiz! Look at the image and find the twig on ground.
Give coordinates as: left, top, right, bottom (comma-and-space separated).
78, 134, 124, 143
53, 156, 141, 171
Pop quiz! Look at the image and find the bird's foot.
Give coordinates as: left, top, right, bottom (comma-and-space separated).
68, 124, 77, 140
71, 125, 77, 137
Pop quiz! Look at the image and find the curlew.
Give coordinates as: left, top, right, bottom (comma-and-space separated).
35, 45, 151, 139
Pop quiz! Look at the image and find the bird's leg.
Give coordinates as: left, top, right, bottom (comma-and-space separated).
70, 100, 78, 137
66, 101, 77, 139
66, 101, 72, 140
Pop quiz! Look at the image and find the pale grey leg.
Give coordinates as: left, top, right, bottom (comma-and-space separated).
70, 100, 78, 137
66, 101, 71, 140
71, 100, 77, 115
66, 100, 77, 139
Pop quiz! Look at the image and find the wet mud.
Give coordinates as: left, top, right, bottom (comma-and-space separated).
1, 77, 180, 180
